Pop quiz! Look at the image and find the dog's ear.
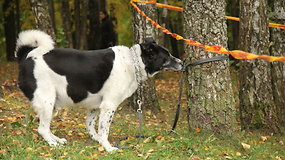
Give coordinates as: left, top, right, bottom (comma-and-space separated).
144, 37, 156, 44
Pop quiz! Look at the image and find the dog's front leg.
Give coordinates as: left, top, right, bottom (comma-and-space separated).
97, 106, 118, 152
86, 109, 99, 141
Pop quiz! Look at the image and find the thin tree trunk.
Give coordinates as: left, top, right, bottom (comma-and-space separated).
79, 0, 88, 50
239, 0, 281, 133
130, 2, 160, 112
60, 0, 73, 48
270, 0, 285, 124
74, 0, 81, 49
3, 0, 18, 61
48, 0, 56, 36
29, 0, 56, 40
183, 0, 238, 133
88, 0, 100, 50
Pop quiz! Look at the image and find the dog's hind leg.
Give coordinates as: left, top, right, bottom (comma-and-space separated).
97, 103, 118, 152
86, 109, 99, 141
32, 91, 67, 146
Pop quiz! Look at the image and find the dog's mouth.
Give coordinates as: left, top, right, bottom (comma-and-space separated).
163, 57, 183, 71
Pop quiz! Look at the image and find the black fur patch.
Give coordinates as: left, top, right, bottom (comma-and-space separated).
43, 48, 115, 103
140, 43, 170, 74
18, 57, 37, 100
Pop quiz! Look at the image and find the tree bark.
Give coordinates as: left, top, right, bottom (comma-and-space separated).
79, 0, 88, 50
74, 0, 81, 49
60, 0, 73, 48
239, 0, 280, 133
183, 0, 238, 133
270, 0, 285, 124
130, 3, 160, 112
88, 0, 100, 50
29, 0, 56, 40
3, 0, 18, 61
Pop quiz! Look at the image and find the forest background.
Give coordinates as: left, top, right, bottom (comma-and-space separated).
0, 0, 284, 159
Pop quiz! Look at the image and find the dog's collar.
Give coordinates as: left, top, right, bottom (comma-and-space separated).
130, 44, 147, 83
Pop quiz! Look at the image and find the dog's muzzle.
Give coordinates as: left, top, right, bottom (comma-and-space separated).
163, 57, 183, 71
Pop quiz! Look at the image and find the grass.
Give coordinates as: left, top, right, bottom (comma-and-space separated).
0, 62, 284, 160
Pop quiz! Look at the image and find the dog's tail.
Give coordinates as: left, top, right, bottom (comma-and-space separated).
15, 30, 55, 61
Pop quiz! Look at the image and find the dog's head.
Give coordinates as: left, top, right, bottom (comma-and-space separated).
140, 37, 183, 76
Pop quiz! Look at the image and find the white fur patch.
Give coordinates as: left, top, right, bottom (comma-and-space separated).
15, 30, 54, 58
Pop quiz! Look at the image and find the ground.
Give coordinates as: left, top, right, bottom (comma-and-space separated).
0, 61, 284, 160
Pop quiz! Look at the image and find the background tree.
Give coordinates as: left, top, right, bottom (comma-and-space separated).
74, 0, 88, 49
29, 0, 55, 39
60, 0, 73, 48
130, 3, 160, 112
3, 0, 19, 61
270, 0, 285, 124
183, 0, 238, 133
88, 0, 101, 50
238, 0, 280, 133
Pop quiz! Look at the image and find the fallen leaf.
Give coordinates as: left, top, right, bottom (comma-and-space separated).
224, 156, 232, 159
279, 140, 284, 145
98, 146, 104, 152
241, 142, 250, 150
195, 128, 201, 133
0, 149, 6, 154
236, 152, 242, 156
138, 153, 143, 157
143, 137, 151, 143
15, 130, 22, 135
25, 147, 33, 152
261, 136, 268, 142
192, 156, 202, 160
275, 156, 282, 160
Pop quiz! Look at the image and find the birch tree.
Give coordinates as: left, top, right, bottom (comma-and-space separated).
239, 0, 281, 133
130, 3, 160, 112
183, 0, 238, 133
270, 0, 285, 124
29, 0, 55, 39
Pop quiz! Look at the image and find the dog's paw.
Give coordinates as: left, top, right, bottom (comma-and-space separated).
106, 146, 118, 153
57, 138, 67, 145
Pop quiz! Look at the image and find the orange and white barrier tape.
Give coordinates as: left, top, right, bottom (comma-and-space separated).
130, 0, 285, 62
133, 0, 285, 30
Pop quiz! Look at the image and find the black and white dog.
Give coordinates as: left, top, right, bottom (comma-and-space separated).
15, 30, 183, 152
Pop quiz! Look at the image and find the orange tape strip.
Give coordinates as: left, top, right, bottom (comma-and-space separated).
133, 0, 285, 30
130, 0, 285, 62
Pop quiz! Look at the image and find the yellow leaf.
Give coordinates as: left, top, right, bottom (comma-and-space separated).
195, 128, 201, 133
98, 146, 105, 152
137, 153, 143, 157
275, 156, 282, 160
77, 124, 85, 128
15, 130, 22, 135
25, 147, 33, 152
143, 137, 151, 143
241, 142, 250, 150
236, 152, 242, 156
148, 149, 155, 153
261, 136, 268, 142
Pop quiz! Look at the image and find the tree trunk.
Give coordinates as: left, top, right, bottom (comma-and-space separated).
183, 0, 238, 133
74, 0, 81, 49
239, 0, 281, 133
270, 0, 285, 124
60, 0, 73, 48
79, 0, 88, 50
130, 3, 160, 112
29, 0, 56, 40
99, 0, 106, 12
227, 0, 239, 50
88, 0, 100, 50
47, 0, 56, 36
3, 0, 18, 61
